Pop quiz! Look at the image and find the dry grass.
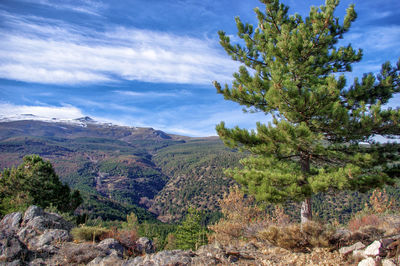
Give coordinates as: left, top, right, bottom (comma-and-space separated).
258, 221, 335, 252
259, 246, 347, 265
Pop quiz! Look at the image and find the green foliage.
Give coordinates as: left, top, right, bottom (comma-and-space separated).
71, 225, 109, 242
77, 193, 157, 222
174, 207, 208, 250
122, 212, 139, 230
0, 155, 82, 216
138, 222, 178, 251
214, 0, 400, 220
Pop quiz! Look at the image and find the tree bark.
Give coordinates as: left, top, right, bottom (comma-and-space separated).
301, 197, 312, 224
300, 152, 312, 224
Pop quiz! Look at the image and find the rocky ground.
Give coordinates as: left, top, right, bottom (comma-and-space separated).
0, 206, 399, 265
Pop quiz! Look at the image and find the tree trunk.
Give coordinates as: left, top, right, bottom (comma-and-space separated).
300, 152, 312, 224
301, 197, 312, 224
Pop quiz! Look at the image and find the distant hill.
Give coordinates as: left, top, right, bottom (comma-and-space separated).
0, 118, 240, 222
1, 118, 398, 224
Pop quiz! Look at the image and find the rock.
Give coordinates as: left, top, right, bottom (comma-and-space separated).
21, 206, 72, 234
56, 242, 108, 265
17, 227, 38, 243
0, 234, 27, 262
135, 237, 155, 254
36, 229, 71, 246
23, 206, 44, 224
353, 249, 367, 260
380, 238, 395, 248
364, 240, 385, 257
28, 258, 47, 265
124, 250, 195, 266
87, 254, 123, 266
0, 259, 22, 266
0, 212, 22, 232
24, 213, 72, 233
358, 257, 377, 266
339, 241, 366, 255
98, 238, 124, 257
382, 259, 396, 266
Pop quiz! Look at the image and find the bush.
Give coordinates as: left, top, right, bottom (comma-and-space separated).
71, 225, 109, 242
348, 214, 381, 232
208, 186, 267, 245
100, 227, 138, 256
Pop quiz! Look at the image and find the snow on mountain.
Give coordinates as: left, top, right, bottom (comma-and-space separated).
0, 114, 103, 127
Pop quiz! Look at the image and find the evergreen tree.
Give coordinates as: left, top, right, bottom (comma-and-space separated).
214, 0, 400, 223
174, 207, 208, 250
0, 155, 82, 215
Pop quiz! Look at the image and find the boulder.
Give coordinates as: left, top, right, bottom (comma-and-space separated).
358, 257, 377, 266
0, 234, 27, 263
124, 250, 195, 266
98, 238, 124, 257
135, 237, 155, 254
339, 241, 365, 255
0, 212, 22, 233
24, 213, 72, 233
22, 206, 44, 224
87, 254, 123, 266
382, 259, 396, 266
364, 240, 385, 257
36, 229, 71, 246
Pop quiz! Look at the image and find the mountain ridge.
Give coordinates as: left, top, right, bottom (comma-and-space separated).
0, 119, 236, 222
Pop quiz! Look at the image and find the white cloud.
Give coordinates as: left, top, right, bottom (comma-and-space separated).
114, 90, 190, 98
345, 26, 400, 53
0, 12, 238, 85
18, 0, 106, 16
0, 103, 85, 120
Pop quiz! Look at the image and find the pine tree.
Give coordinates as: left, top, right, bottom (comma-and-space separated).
0, 155, 82, 215
214, 0, 400, 223
174, 207, 208, 250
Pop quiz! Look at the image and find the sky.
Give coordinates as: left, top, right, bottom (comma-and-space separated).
0, 0, 399, 137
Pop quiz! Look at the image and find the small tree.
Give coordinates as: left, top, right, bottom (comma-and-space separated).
214, 0, 400, 223
174, 207, 208, 250
0, 155, 82, 215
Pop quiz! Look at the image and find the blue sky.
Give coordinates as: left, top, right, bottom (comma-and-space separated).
0, 0, 399, 136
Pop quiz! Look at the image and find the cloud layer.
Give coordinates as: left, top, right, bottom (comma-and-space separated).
0, 12, 237, 85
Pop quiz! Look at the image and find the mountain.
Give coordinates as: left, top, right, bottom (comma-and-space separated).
1, 118, 398, 224
0, 118, 240, 222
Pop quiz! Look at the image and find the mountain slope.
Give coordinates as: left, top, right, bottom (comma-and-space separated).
0, 119, 240, 221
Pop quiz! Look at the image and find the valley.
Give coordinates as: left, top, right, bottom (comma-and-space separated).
0, 118, 240, 222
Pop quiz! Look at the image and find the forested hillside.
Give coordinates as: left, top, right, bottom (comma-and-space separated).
0, 119, 239, 221
0, 119, 399, 223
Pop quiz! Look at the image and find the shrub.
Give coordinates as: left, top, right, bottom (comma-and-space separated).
348, 214, 381, 232
208, 186, 266, 245
368, 188, 395, 214
71, 225, 109, 242
100, 227, 138, 256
